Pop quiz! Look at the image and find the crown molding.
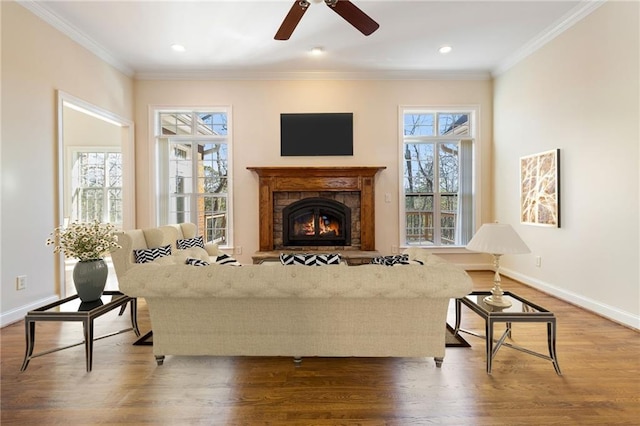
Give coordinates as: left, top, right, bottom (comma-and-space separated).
18, 0, 134, 77
492, 0, 606, 77
21, 0, 599, 82
134, 69, 492, 81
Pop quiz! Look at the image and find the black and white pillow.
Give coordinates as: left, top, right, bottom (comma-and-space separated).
212, 254, 241, 266
280, 253, 315, 266
185, 257, 210, 266
176, 236, 205, 250
370, 254, 418, 266
280, 253, 342, 266
134, 245, 172, 264
315, 253, 342, 265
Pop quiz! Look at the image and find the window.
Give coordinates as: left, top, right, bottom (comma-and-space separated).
155, 109, 232, 246
70, 149, 122, 226
400, 109, 475, 247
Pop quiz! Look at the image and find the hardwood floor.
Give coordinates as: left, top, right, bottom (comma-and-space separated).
2, 271, 639, 425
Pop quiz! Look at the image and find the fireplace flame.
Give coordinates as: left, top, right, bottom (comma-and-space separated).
294, 214, 340, 237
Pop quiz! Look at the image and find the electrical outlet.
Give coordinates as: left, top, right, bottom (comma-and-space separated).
391, 245, 398, 254
16, 275, 27, 291
235, 246, 242, 255
535, 256, 542, 267
385, 193, 391, 203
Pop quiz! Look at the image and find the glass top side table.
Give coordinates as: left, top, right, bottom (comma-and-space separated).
453, 290, 561, 375
21, 291, 140, 372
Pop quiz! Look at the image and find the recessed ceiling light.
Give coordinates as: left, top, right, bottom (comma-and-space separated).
310, 47, 324, 56
171, 44, 186, 52
439, 45, 452, 54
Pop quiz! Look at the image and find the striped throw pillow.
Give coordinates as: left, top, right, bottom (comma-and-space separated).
133, 245, 172, 264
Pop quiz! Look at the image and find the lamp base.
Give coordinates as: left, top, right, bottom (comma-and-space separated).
483, 254, 513, 308
483, 295, 512, 308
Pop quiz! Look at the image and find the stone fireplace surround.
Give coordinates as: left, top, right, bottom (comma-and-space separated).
247, 166, 385, 254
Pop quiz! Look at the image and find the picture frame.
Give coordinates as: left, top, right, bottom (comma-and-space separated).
520, 149, 560, 227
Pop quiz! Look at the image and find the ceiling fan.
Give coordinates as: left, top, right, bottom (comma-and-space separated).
275, 0, 379, 41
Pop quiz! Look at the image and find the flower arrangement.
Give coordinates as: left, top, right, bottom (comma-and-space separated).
47, 220, 121, 261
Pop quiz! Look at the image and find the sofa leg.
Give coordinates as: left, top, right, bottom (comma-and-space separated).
434, 357, 444, 368
155, 355, 165, 366
293, 356, 302, 367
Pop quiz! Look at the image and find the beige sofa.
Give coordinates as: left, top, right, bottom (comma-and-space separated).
114, 225, 473, 367
111, 222, 223, 279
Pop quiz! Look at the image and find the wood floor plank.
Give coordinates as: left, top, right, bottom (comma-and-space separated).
2, 271, 639, 425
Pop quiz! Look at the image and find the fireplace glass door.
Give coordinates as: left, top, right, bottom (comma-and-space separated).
283, 198, 351, 246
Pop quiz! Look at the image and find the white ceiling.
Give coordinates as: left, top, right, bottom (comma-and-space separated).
23, 0, 602, 80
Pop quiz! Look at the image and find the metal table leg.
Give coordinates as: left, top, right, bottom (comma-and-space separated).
20, 319, 36, 371
486, 318, 494, 374
453, 298, 462, 335
83, 318, 94, 372
547, 319, 562, 375
129, 298, 140, 337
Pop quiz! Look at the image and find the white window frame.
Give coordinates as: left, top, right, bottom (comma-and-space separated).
398, 106, 480, 250
153, 107, 234, 249
66, 146, 123, 227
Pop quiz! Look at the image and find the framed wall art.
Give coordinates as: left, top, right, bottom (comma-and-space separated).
520, 149, 560, 227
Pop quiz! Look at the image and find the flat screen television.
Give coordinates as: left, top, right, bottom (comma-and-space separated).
280, 113, 353, 156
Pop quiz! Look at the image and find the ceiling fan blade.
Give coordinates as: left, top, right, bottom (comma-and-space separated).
275, 1, 310, 40
326, 0, 379, 36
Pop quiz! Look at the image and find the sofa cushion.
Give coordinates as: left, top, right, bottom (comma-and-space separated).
142, 228, 170, 249
148, 248, 210, 266
176, 236, 205, 250
157, 226, 182, 249
279, 253, 342, 266
134, 245, 171, 263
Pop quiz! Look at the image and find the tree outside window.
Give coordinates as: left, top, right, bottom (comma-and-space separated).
402, 110, 474, 247
71, 150, 122, 226
157, 110, 231, 246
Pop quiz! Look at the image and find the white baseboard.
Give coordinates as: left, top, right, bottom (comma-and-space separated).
1, 295, 59, 328
500, 267, 639, 330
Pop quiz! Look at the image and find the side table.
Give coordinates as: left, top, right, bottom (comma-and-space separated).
21, 291, 140, 372
454, 290, 561, 375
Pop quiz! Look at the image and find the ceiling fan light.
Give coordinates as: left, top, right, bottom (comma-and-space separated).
439, 45, 452, 54
171, 44, 186, 52
310, 47, 324, 56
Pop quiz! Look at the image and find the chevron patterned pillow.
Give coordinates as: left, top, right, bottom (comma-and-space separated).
280, 253, 314, 266
185, 257, 210, 266
315, 253, 342, 265
279, 253, 342, 266
176, 236, 205, 250
133, 245, 172, 264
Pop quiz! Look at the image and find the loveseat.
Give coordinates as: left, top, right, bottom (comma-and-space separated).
111, 222, 225, 278
114, 224, 473, 367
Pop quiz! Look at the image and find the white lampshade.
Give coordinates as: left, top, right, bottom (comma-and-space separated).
466, 223, 530, 255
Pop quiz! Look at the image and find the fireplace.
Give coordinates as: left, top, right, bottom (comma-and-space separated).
283, 197, 351, 246
247, 166, 386, 251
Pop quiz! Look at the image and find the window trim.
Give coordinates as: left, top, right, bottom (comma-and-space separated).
152, 107, 234, 249
66, 146, 123, 226
398, 105, 481, 250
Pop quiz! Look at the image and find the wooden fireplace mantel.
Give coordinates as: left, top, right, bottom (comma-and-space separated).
247, 166, 386, 251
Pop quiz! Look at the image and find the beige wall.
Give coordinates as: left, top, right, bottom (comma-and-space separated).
493, 1, 639, 327
0, 2, 134, 324
61, 106, 123, 221
134, 79, 494, 264
5, 0, 636, 329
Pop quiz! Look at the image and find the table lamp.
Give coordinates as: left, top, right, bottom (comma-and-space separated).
466, 223, 530, 308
